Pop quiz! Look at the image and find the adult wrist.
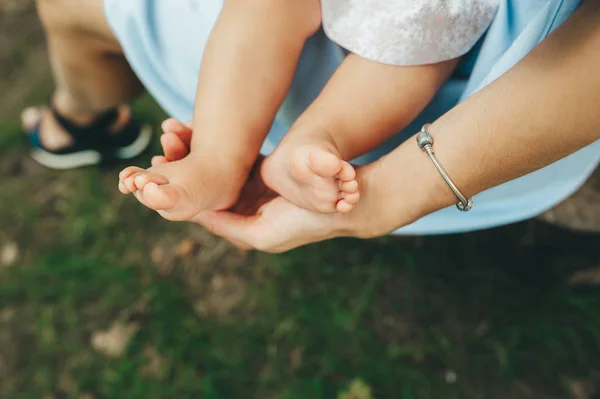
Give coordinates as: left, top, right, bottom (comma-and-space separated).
333, 162, 408, 239
386, 127, 463, 223
336, 128, 461, 239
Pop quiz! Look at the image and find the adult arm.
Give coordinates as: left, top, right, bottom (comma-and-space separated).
343, 0, 600, 238
185, 1, 600, 252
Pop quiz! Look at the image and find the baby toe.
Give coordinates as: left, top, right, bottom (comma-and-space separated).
339, 179, 359, 194
118, 181, 129, 194
124, 175, 141, 193
143, 183, 178, 211
134, 172, 168, 190
308, 149, 342, 178
341, 191, 360, 205
336, 200, 355, 213
119, 166, 145, 181
337, 161, 356, 181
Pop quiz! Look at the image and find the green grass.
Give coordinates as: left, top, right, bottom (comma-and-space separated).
1, 96, 600, 398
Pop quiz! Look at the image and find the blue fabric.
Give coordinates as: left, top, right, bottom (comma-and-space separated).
104, 0, 599, 235
27, 123, 43, 149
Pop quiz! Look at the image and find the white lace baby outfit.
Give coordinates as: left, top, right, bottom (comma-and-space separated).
321, 0, 500, 65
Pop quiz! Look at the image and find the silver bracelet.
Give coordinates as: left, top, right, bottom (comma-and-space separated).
416, 124, 473, 212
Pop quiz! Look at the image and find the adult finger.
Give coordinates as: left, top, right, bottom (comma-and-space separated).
161, 119, 193, 147
222, 236, 254, 251
161, 118, 186, 135
161, 118, 180, 131
193, 210, 266, 250
151, 155, 168, 166
161, 132, 189, 161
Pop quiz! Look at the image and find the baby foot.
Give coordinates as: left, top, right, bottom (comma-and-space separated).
262, 143, 359, 213
119, 121, 242, 221
119, 156, 242, 221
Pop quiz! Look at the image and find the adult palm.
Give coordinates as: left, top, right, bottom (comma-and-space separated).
151, 120, 342, 252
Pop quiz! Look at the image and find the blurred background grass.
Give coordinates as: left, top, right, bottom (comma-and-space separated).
1, 3, 600, 399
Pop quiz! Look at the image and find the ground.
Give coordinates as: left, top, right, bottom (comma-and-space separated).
1, 4, 600, 399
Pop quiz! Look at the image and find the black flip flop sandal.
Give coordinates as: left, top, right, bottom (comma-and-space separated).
26, 106, 153, 170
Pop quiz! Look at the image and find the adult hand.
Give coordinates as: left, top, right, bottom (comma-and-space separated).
150, 2, 600, 251
153, 119, 353, 252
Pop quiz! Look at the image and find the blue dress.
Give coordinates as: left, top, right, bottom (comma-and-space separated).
103, 0, 600, 235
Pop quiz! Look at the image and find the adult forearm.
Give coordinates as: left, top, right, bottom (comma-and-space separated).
346, 0, 600, 238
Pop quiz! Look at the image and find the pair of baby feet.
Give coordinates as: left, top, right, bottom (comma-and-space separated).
118, 119, 359, 220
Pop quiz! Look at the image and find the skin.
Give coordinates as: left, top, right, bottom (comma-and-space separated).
26, 0, 600, 252
22, 0, 144, 150
118, 0, 324, 221
261, 54, 458, 213
119, 0, 457, 217
154, 0, 600, 252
